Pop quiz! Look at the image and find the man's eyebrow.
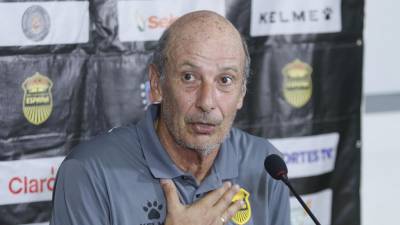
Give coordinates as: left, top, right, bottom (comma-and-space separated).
219, 66, 240, 73
178, 61, 240, 73
178, 61, 199, 69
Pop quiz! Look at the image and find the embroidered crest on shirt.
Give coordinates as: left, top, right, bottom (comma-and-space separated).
231, 188, 252, 225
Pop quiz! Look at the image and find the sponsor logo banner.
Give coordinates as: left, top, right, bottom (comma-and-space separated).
118, 0, 225, 42
0, 1, 89, 46
290, 189, 332, 225
0, 157, 64, 205
250, 0, 342, 36
269, 133, 339, 178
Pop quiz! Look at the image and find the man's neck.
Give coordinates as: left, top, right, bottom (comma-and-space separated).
155, 118, 219, 184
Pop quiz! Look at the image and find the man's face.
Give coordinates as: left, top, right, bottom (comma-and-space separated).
153, 29, 246, 155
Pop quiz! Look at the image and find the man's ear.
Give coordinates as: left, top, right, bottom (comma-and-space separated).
149, 64, 163, 103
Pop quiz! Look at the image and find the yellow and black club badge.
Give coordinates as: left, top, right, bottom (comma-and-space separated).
22, 72, 53, 125
282, 59, 313, 108
231, 188, 251, 225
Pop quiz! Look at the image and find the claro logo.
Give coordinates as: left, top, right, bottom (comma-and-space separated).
135, 11, 178, 32
8, 166, 56, 195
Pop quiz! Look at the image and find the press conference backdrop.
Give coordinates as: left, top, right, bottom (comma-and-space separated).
0, 0, 363, 225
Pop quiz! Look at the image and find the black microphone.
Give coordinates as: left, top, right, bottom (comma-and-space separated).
264, 154, 322, 225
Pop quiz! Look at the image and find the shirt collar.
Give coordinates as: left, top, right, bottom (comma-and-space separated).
137, 104, 182, 179
136, 104, 239, 180
213, 133, 239, 180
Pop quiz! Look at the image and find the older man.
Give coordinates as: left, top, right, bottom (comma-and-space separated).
50, 10, 291, 225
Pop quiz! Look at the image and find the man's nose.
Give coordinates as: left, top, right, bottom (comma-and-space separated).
196, 82, 216, 113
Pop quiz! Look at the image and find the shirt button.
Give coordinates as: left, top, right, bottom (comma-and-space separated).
196, 194, 201, 198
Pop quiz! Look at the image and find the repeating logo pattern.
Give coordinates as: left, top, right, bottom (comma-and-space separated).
21, 5, 50, 42
135, 10, 146, 32
282, 59, 313, 108
22, 72, 53, 125
250, 0, 342, 36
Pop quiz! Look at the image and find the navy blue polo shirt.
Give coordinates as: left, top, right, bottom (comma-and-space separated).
50, 105, 291, 225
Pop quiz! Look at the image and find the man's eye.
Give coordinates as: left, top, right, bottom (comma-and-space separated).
183, 73, 195, 81
220, 76, 233, 85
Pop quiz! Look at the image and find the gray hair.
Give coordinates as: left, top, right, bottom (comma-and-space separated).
151, 28, 251, 91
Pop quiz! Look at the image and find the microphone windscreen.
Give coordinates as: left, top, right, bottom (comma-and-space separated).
264, 154, 288, 180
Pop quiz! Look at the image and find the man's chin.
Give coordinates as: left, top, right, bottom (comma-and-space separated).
177, 138, 221, 156
190, 144, 219, 156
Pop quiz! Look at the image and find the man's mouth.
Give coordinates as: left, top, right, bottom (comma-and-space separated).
190, 122, 216, 134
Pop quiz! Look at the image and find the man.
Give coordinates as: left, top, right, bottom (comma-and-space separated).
50, 10, 291, 225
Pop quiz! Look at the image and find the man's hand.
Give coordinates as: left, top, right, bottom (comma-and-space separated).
160, 179, 245, 225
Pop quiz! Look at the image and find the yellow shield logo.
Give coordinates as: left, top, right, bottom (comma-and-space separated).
22, 72, 53, 125
231, 188, 251, 225
282, 59, 313, 108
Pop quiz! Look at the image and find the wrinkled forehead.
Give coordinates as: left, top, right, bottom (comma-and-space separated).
165, 11, 245, 62
170, 11, 236, 34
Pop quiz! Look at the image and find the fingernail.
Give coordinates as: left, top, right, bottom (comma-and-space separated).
224, 181, 232, 188
240, 200, 245, 206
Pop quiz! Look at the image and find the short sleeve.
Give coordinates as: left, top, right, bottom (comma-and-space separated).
50, 159, 110, 225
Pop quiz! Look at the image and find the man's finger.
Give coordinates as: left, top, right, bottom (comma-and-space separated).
222, 199, 245, 222
160, 179, 181, 211
197, 181, 231, 207
213, 184, 241, 214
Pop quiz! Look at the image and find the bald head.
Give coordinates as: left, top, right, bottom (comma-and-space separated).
151, 10, 250, 86
168, 11, 241, 46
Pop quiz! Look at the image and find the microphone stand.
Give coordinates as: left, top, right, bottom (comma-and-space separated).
281, 175, 321, 225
